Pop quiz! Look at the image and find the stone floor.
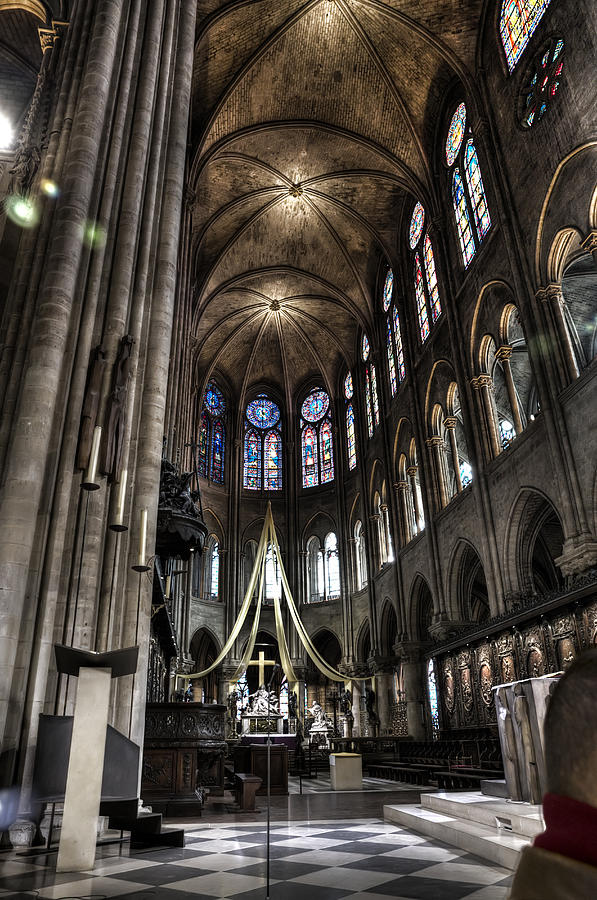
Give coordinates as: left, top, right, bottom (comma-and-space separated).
0, 784, 513, 899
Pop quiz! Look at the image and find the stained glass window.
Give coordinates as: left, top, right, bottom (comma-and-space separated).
500, 0, 553, 72
392, 306, 406, 382
382, 269, 394, 311
204, 380, 225, 416
386, 318, 397, 396
409, 201, 425, 249
445, 102, 466, 166
361, 334, 370, 361
364, 366, 373, 437
301, 389, 329, 423
211, 420, 225, 484
246, 396, 280, 429
300, 388, 334, 488
427, 658, 440, 733
302, 425, 318, 487
460, 460, 473, 487
320, 420, 334, 483
522, 37, 564, 128
210, 541, 220, 597
464, 141, 491, 241
346, 403, 357, 469
414, 252, 430, 341
371, 363, 380, 427
344, 372, 353, 399
500, 418, 515, 448
198, 382, 227, 483
325, 532, 341, 598
244, 428, 262, 490
264, 430, 282, 490
198, 410, 210, 477
452, 168, 475, 267
243, 394, 283, 491
423, 234, 442, 324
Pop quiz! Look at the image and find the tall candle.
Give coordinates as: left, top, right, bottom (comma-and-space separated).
109, 468, 128, 531
82, 426, 102, 490
165, 575, 171, 598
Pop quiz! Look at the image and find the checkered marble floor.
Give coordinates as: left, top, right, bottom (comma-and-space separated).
0, 818, 513, 899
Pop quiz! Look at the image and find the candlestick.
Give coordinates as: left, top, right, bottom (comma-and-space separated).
132, 508, 150, 572
109, 468, 128, 532
82, 426, 102, 491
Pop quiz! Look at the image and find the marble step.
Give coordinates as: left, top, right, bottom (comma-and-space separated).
482, 778, 508, 798
384, 802, 531, 870
422, 791, 543, 839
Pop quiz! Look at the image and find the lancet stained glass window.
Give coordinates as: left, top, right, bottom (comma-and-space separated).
371, 363, 380, 427
344, 372, 353, 399
414, 252, 430, 342
423, 234, 442, 323
361, 333, 370, 361
301, 388, 334, 487
392, 305, 406, 383
346, 402, 357, 469
210, 541, 220, 597
198, 380, 226, 483
500, 0, 553, 72
427, 658, 440, 733
464, 141, 491, 241
382, 269, 394, 312
452, 169, 475, 267
364, 366, 373, 437
409, 201, 425, 249
445, 104, 491, 267
387, 318, 397, 396
243, 394, 282, 490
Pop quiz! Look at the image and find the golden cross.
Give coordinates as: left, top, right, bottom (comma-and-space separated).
248, 650, 277, 686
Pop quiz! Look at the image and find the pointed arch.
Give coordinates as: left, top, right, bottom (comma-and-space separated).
452, 168, 475, 266
464, 140, 491, 241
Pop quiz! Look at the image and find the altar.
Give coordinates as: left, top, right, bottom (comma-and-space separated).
233, 743, 289, 795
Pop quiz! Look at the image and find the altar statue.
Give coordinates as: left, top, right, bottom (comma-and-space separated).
306, 700, 334, 746
246, 685, 278, 716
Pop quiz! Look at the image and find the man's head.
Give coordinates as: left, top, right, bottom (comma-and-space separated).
544, 648, 597, 807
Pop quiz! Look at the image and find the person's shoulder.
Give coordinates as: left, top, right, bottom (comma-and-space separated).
509, 845, 597, 900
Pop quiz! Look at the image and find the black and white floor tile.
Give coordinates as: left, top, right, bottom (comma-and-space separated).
0, 819, 513, 899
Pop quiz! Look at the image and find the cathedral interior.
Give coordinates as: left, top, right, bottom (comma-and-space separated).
0, 0, 596, 896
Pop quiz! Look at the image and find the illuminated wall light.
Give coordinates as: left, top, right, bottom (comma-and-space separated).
0, 112, 14, 150
4, 194, 39, 228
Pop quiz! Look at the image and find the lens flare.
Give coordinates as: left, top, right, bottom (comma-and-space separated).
0, 112, 14, 150
4, 194, 39, 228
40, 178, 59, 197
83, 220, 107, 249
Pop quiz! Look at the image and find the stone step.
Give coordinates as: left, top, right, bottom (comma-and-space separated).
481, 779, 509, 798
384, 802, 532, 870
422, 791, 543, 839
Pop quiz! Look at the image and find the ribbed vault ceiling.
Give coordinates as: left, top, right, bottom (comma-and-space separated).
190, 0, 483, 406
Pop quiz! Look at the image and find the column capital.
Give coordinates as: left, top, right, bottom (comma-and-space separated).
38, 20, 68, 53
406, 465, 418, 477
536, 283, 564, 305
369, 513, 381, 523
443, 416, 457, 430
581, 230, 597, 254
394, 640, 426, 665
495, 345, 512, 362
476, 374, 493, 389
393, 479, 409, 492
426, 435, 443, 448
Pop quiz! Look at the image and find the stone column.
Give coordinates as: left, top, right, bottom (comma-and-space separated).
368, 513, 382, 570
495, 346, 523, 435
537, 284, 580, 387
477, 375, 501, 458
395, 643, 425, 740
442, 419, 463, 493
394, 481, 412, 547
406, 465, 424, 530
426, 436, 448, 511
375, 671, 394, 735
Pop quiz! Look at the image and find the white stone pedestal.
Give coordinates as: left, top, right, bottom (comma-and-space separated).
330, 752, 362, 790
56, 667, 111, 872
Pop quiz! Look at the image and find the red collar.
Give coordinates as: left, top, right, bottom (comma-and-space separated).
534, 793, 597, 868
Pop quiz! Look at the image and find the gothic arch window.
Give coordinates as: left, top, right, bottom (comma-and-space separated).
409, 202, 442, 341
243, 394, 282, 491
344, 372, 357, 470
520, 38, 564, 127
354, 519, 367, 590
265, 546, 281, 602
427, 658, 440, 733
362, 334, 380, 437
300, 388, 334, 488
324, 532, 341, 599
382, 268, 406, 396
210, 540, 220, 598
307, 535, 323, 602
445, 103, 491, 268
500, 0, 553, 72
197, 380, 226, 483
